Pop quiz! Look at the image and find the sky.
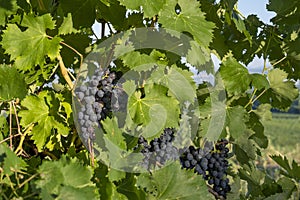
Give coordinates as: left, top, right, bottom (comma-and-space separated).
237, 0, 276, 73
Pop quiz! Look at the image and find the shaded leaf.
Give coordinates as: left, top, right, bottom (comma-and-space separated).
0, 64, 27, 101
159, 0, 215, 47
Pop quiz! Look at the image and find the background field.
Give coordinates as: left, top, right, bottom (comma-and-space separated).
262, 113, 300, 164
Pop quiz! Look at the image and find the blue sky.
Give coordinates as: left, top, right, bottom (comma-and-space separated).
237, 0, 276, 73
238, 0, 276, 24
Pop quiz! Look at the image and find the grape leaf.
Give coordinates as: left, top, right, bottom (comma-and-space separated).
0, 115, 8, 139
0, 144, 27, 176
226, 106, 248, 139
128, 84, 180, 128
219, 56, 251, 96
251, 73, 270, 90
159, 0, 215, 47
107, 168, 126, 182
121, 50, 167, 72
149, 65, 197, 102
0, 64, 27, 101
248, 112, 268, 149
186, 41, 211, 66
118, 0, 166, 18
36, 156, 99, 200
116, 174, 146, 199
1, 14, 62, 70
18, 91, 69, 151
102, 117, 127, 150
231, 11, 252, 44
0, 0, 18, 26
58, 13, 78, 35
56, 186, 100, 200
270, 155, 300, 181
59, 0, 96, 28
238, 163, 265, 196
268, 68, 299, 102
136, 161, 214, 200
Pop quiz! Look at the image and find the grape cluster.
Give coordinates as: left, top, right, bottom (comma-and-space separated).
180, 140, 231, 199
75, 67, 125, 142
137, 128, 179, 170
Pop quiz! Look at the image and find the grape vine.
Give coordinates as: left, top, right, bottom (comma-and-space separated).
0, 0, 300, 199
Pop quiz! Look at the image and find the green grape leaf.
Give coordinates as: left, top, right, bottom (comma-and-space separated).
94, 164, 130, 200
267, 0, 298, 17
248, 112, 268, 149
116, 174, 146, 200
226, 106, 248, 139
0, 144, 27, 176
238, 162, 265, 196
268, 69, 299, 102
118, 0, 166, 18
251, 73, 270, 90
58, 13, 79, 35
141, 104, 168, 139
219, 56, 251, 96
0, 115, 8, 139
149, 65, 197, 103
96, 0, 127, 31
107, 168, 126, 182
18, 91, 70, 151
128, 84, 180, 128
0, 64, 27, 101
121, 50, 167, 71
36, 156, 99, 199
56, 186, 100, 200
173, 102, 193, 148
59, 0, 96, 28
235, 132, 257, 161
136, 161, 214, 199
0, 0, 18, 26
159, 0, 215, 47
102, 117, 127, 150
270, 155, 300, 181
186, 41, 211, 66
231, 11, 252, 45
1, 14, 62, 70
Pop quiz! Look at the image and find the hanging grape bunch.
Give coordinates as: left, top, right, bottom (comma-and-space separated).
75, 67, 126, 143
179, 139, 231, 199
135, 128, 179, 170
136, 127, 231, 199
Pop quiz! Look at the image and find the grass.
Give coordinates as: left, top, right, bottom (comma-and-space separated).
261, 113, 300, 163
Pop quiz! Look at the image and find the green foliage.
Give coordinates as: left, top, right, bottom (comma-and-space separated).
136, 161, 214, 199
0, 0, 299, 199
1, 14, 62, 70
36, 156, 99, 199
0, 64, 27, 101
19, 91, 70, 151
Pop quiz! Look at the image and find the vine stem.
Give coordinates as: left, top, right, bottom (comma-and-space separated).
251, 88, 267, 105
47, 35, 83, 67
207, 185, 225, 200
18, 173, 38, 189
57, 54, 74, 89
272, 56, 286, 67
9, 101, 13, 150
0, 133, 22, 145
15, 124, 34, 156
